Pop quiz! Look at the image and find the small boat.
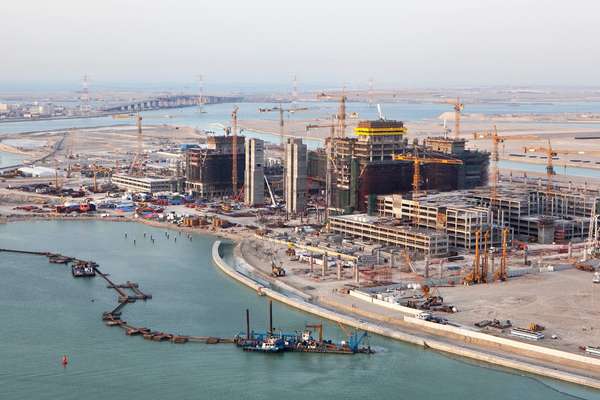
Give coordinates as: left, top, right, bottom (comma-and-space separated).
243, 337, 285, 353
71, 261, 97, 277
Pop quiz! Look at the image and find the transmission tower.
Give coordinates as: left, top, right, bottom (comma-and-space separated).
80, 74, 91, 115
292, 75, 298, 108
368, 78, 374, 107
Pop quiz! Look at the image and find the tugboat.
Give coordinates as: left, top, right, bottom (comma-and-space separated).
243, 336, 286, 353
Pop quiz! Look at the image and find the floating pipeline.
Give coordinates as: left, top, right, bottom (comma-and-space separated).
0, 247, 371, 354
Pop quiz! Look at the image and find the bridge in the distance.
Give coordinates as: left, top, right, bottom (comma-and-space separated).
102, 95, 244, 112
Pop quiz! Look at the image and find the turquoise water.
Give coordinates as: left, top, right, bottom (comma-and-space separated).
2, 101, 600, 136
0, 220, 596, 399
499, 160, 600, 179
0, 151, 25, 168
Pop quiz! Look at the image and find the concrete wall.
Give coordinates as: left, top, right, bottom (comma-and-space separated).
404, 316, 600, 373
349, 290, 422, 316
211, 240, 600, 390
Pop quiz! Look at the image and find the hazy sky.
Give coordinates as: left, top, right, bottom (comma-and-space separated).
1, 0, 599, 89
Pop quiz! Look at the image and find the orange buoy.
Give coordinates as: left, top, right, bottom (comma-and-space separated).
61, 355, 68, 367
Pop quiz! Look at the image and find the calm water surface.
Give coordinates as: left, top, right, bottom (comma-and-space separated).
0, 220, 596, 399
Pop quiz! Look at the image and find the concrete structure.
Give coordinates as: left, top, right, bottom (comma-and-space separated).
244, 138, 265, 206
212, 241, 600, 390
284, 138, 307, 214
112, 174, 182, 193
329, 214, 449, 257
318, 121, 489, 213
469, 181, 597, 244
376, 192, 500, 252
18, 166, 58, 178
185, 135, 245, 199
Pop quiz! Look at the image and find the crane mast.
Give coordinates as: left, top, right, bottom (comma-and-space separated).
231, 106, 239, 195
453, 97, 464, 139
490, 125, 504, 203
393, 154, 463, 198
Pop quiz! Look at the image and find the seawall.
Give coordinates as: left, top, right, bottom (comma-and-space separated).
211, 240, 600, 390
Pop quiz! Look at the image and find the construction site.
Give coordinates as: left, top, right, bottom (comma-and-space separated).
2, 90, 600, 387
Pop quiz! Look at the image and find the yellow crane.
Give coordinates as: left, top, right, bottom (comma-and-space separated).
393, 153, 463, 197
231, 106, 239, 196
494, 227, 510, 282
490, 125, 504, 203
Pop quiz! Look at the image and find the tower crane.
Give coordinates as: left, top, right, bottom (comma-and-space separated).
317, 92, 347, 138
306, 116, 337, 217
445, 97, 464, 138
522, 141, 556, 213
490, 125, 504, 203
393, 153, 463, 197
231, 106, 239, 196
128, 113, 144, 176
258, 104, 308, 145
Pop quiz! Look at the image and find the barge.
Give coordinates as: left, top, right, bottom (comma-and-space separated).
235, 302, 373, 355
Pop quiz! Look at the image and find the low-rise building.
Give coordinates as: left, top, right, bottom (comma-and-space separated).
112, 174, 183, 193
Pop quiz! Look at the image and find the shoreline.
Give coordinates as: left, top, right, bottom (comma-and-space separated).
3, 215, 600, 391
212, 239, 600, 391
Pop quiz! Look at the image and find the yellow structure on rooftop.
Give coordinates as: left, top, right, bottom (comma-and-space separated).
354, 120, 407, 136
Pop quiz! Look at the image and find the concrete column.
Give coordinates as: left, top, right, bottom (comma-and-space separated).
337, 260, 341, 280
309, 254, 314, 273
321, 251, 327, 277
424, 256, 429, 278
568, 241, 573, 258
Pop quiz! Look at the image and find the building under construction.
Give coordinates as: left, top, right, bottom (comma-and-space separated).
185, 135, 245, 199
309, 119, 489, 213
329, 177, 600, 257
470, 178, 599, 244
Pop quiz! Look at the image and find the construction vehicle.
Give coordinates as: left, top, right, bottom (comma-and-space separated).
264, 175, 279, 208
393, 153, 463, 197
271, 260, 286, 277
337, 322, 371, 353
494, 227, 510, 281
528, 322, 545, 332
464, 230, 481, 285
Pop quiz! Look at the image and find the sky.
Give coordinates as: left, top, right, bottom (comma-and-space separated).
1, 0, 599, 90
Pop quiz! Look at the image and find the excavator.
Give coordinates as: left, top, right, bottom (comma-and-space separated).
271, 259, 286, 277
